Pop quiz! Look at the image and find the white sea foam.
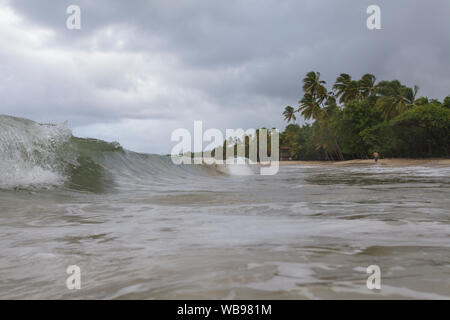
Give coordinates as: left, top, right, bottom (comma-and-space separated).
216, 157, 255, 176
0, 115, 71, 189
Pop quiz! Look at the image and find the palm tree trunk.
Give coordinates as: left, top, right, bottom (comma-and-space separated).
333, 137, 345, 161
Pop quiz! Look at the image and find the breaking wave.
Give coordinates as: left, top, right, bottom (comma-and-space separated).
0, 115, 251, 192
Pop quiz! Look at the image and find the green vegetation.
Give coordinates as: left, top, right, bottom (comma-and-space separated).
281, 72, 450, 160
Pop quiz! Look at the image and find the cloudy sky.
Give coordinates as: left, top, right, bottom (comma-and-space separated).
1, 0, 449, 154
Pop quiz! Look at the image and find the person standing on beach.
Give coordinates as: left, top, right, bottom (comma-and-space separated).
373, 152, 380, 163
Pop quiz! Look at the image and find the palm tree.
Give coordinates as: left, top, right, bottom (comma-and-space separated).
404, 85, 419, 106
333, 73, 377, 103
359, 74, 377, 98
332, 73, 362, 103
283, 106, 297, 122
333, 73, 352, 103
345, 81, 362, 102
298, 94, 324, 120
298, 71, 329, 119
301, 72, 344, 160
376, 85, 419, 120
302, 71, 328, 104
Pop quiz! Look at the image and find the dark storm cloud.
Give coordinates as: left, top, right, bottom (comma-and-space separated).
1, 0, 450, 153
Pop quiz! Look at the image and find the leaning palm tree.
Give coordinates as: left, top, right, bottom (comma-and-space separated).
282, 106, 297, 122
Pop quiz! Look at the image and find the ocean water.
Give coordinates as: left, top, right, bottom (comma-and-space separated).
0, 115, 449, 299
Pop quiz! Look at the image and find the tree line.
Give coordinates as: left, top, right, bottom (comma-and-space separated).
281, 72, 450, 160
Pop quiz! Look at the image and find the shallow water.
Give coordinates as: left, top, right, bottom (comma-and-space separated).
1, 161, 449, 299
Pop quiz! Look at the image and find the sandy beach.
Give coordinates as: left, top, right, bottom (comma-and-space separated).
279, 158, 450, 166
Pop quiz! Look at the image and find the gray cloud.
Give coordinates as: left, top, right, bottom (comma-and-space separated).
1, 0, 450, 153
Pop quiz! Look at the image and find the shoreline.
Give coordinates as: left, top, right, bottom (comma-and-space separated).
277, 158, 450, 166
